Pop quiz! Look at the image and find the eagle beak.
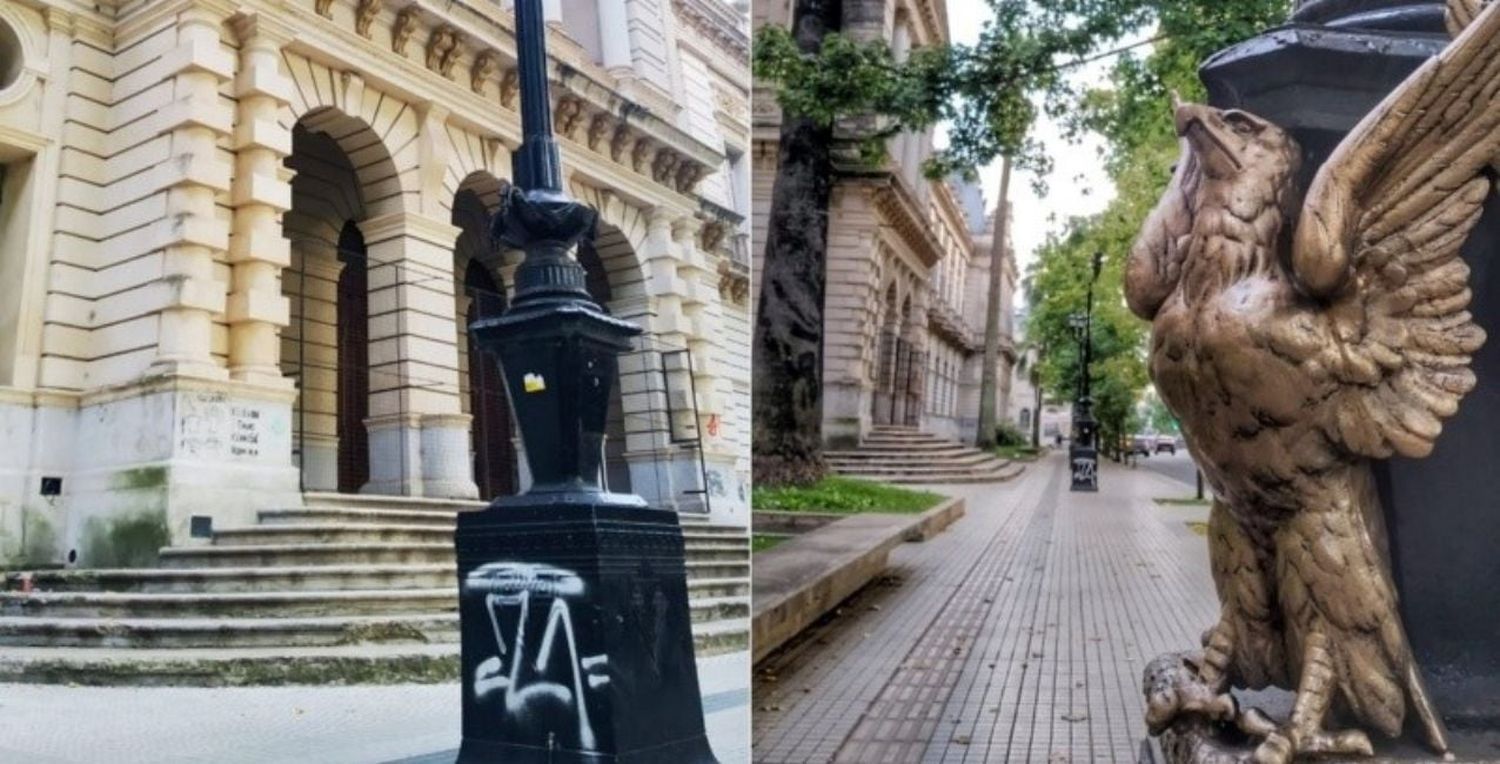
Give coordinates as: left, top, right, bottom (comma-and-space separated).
1174, 101, 1242, 174
1174, 99, 1206, 138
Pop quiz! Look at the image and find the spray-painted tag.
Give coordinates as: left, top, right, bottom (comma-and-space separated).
523, 373, 546, 393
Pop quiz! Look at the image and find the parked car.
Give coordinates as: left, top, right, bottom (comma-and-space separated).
1127, 435, 1152, 457
1154, 435, 1177, 455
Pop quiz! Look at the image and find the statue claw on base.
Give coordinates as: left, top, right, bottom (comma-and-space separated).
1251, 728, 1372, 764
1145, 653, 1273, 741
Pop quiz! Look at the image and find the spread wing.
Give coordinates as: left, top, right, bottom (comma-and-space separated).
1293, 0, 1500, 459
1125, 144, 1201, 320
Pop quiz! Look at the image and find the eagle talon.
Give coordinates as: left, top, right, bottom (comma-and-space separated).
1143, 651, 1236, 734
1252, 725, 1374, 763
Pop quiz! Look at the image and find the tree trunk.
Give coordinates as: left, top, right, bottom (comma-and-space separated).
751, 0, 841, 486
975, 158, 1012, 449
1031, 368, 1042, 449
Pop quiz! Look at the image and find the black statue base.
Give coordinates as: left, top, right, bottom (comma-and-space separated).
1070, 445, 1099, 492
455, 495, 718, 764
1200, 0, 1500, 725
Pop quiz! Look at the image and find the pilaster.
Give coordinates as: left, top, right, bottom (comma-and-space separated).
148, 5, 235, 381
228, 14, 295, 388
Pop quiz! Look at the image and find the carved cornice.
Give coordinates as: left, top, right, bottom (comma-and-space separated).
672, 0, 750, 60
865, 173, 944, 270
280, 0, 723, 200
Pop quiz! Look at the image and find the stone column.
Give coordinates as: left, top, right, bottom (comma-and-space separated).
229, 16, 294, 388
150, 6, 235, 380
359, 212, 478, 498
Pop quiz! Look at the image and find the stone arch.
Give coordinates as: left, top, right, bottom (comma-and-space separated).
570, 182, 651, 320
450, 172, 517, 500
281, 107, 413, 493
281, 52, 420, 217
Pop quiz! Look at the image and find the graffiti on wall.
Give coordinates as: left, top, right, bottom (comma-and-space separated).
463, 562, 610, 751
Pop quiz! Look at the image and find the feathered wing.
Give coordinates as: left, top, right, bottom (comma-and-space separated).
1293, 0, 1500, 460
1126, 145, 1201, 320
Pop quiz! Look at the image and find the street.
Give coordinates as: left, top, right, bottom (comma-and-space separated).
752, 452, 1216, 764
1132, 451, 1201, 494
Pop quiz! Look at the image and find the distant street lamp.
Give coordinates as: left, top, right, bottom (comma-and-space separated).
452, 1, 718, 760
1069, 251, 1103, 492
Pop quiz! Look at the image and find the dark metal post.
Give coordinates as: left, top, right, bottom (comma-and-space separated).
1069, 252, 1103, 492
453, 1, 718, 759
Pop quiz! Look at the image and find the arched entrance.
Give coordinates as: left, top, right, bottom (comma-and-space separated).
462, 260, 514, 498
282, 119, 383, 493
335, 221, 370, 493
451, 183, 517, 500
874, 284, 899, 425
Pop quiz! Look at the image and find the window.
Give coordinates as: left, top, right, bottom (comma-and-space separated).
0, 17, 21, 92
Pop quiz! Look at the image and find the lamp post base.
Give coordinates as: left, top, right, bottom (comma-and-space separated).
455, 496, 718, 764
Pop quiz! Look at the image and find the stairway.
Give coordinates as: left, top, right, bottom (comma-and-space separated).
0, 493, 749, 686
824, 425, 1026, 484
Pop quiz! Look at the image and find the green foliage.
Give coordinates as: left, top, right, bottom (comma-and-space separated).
752, 476, 944, 514
754, 0, 1160, 179
994, 421, 1030, 447
1144, 396, 1180, 434
752, 534, 790, 553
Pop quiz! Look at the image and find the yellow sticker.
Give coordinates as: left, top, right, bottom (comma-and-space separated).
523, 373, 546, 393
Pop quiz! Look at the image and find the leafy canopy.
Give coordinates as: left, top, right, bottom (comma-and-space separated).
754, 0, 1158, 179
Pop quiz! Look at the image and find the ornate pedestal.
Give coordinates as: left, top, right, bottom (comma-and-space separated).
455, 497, 716, 763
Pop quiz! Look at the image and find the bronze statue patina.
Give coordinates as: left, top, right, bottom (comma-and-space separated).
1128, 1, 1500, 761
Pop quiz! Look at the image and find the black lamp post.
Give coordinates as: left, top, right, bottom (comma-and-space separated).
452, 1, 718, 760
1068, 251, 1102, 492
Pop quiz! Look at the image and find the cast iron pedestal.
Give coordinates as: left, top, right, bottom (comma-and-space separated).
456, 496, 716, 763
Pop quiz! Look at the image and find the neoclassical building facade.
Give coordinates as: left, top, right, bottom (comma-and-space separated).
751, 0, 1016, 448
0, 0, 752, 567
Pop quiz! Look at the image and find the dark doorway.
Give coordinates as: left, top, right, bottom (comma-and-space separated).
336, 221, 369, 493
465, 260, 516, 499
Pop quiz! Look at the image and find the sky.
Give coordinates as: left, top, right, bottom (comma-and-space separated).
936, 4, 1147, 294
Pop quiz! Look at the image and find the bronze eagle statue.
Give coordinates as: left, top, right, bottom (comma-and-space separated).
1128, 1, 1500, 761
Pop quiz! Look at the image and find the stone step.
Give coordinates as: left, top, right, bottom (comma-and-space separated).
300, 493, 485, 513
693, 618, 750, 657
213, 524, 454, 547
0, 589, 458, 619
857, 464, 1028, 485
256, 508, 748, 537
854, 439, 973, 450
0, 592, 746, 649
824, 450, 997, 466
257, 508, 459, 528
159, 543, 455, 569
214, 523, 747, 551
0, 643, 464, 686
825, 444, 975, 457
0, 613, 749, 686
830, 457, 1012, 474
0, 614, 459, 649
859, 433, 954, 445
3, 565, 456, 594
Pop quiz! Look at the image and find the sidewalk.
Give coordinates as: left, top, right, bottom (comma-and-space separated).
0, 651, 749, 763
752, 453, 1217, 764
